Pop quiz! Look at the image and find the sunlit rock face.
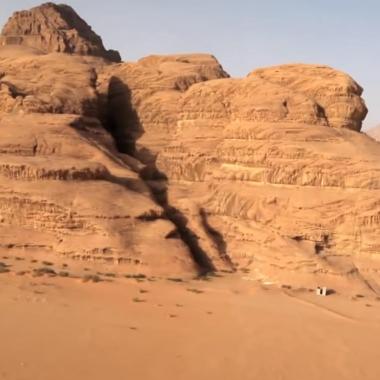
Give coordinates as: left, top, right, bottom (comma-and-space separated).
0, 2, 121, 62
249, 64, 368, 131
0, 5, 194, 275
1, 3, 380, 290
106, 58, 380, 290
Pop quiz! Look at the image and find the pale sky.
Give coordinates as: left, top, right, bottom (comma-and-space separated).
1, 0, 379, 129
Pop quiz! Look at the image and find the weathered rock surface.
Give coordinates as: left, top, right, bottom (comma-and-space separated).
250, 64, 368, 131
0, 46, 196, 274
1, 3, 380, 290
0, 111, 195, 273
101, 59, 380, 290
0, 3, 121, 62
0, 47, 103, 116
97, 53, 229, 156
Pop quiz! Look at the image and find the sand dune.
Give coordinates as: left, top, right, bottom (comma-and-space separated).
1, 268, 380, 380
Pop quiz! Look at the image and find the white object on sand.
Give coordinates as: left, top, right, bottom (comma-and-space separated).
316, 287, 328, 296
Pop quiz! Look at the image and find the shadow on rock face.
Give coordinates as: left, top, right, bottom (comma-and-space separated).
100, 75, 217, 275
105, 76, 144, 156
200, 208, 235, 270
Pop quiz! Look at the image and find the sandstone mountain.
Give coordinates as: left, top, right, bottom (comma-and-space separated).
1, 3, 380, 291
0, 2, 120, 62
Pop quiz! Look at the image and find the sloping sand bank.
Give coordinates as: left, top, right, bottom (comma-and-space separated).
1, 273, 380, 380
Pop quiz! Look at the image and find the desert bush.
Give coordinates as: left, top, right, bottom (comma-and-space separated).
82, 274, 102, 283
33, 267, 56, 277
125, 274, 146, 280
167, 277, 183, 283
133, 297, 146, 303
186, 288, 204, 294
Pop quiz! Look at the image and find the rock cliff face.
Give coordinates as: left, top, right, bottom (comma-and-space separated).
0, 3, 120, 62
0, 47, 101, 116
97, 53, 229, 156
0, 112, 196, 273
0, 27, 195, 274
101, 60, 380, 290
250, 64, 368, 131
1, 3, 380, 289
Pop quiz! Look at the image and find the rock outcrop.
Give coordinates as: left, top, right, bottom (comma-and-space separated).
0, 111, 195, 274
250, 64, 368, 131
1, 3, 380, 290
0, 47, 102, 116
0, 3, 121, 62
0, 46, 196, 274
100, 60, 380, 290
97, 53, 229, 156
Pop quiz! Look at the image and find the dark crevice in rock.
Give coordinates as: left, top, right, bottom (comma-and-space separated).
282, 100, 289, 117
316, 103, 330, 127
291, 233, 332, 255
0, 80, 26, 98
315, 233, 332, 254
314, 243, 324, 255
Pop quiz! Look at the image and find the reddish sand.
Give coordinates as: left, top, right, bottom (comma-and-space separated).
1, 267, 380, 380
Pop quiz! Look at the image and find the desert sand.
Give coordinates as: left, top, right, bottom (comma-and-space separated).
1, 256, 380, 380
1, 2, 380, 379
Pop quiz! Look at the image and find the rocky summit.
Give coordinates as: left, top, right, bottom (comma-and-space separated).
0, 2, 120, 62
0, 3, 380, 291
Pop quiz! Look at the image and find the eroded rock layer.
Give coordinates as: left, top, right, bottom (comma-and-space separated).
0, 46, 199, 274
0, 111, 196, 274
0, 3, 120, 62
97, 53, 229, 157
100, 59, 380, 290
